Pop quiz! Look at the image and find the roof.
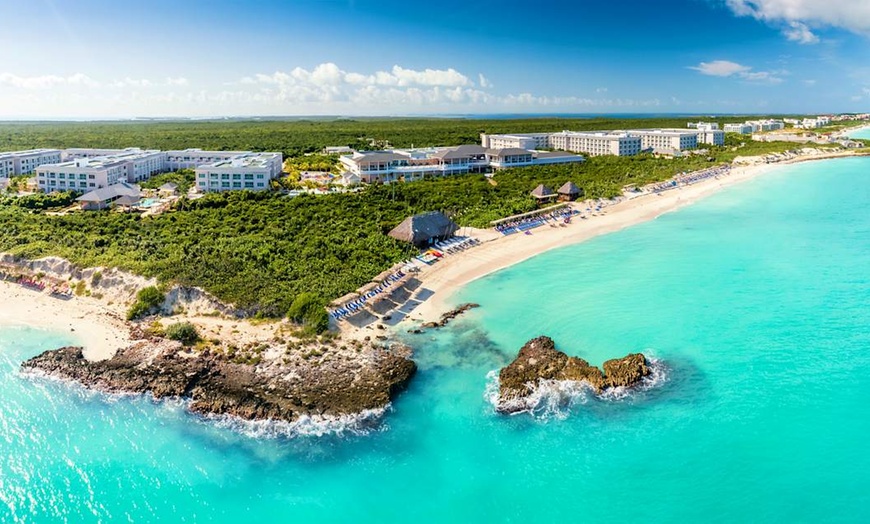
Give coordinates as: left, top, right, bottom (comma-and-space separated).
352, 152, 408, 164
486, 147, 533, 157
158, 182, 178, 191
530, 184, 555, 198
432, 144, 487, 160
112, 195, 141, 207
558, 181, 581, 195
76, 182, 141, 203
388, 211, 459, 247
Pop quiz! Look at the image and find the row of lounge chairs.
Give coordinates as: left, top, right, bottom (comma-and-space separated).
434, 236, 480, 254
497, 209, 580, 236
329, 271, 407, 321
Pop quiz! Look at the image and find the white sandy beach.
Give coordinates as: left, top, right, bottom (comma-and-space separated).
403, 150, 868, 325
0, 280, 131, 361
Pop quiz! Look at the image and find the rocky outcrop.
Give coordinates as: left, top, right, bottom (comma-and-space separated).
496, 336, 649, 413
420, 303, 480, 330
22, 340, 416, 424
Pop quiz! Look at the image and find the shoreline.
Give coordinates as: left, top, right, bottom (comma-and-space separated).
0, 280, 130, 361
401, 150, 869, 326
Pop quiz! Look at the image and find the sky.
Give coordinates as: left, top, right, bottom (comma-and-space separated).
0, 0, 869, 118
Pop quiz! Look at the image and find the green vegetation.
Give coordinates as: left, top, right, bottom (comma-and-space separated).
165, 322, 200, 345
0, 118, 846, 319
287, 292, 330, 334
0, 116, 812, 158
126, 286, 165, 320
139, 169, 196, 194
3, 175, 34, 194
0, 190, 79, 210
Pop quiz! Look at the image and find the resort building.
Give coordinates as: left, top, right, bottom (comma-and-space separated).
687, 122, 719, 130
166, 149, 252, 170
482, 128, 723, 157
547, 131, 643, 157
194, 152, 284, 192
35, 149, 167, 192
480, 133, 551, 150
725, 120, 785, 134
0, 149, 63, 178
626, 129, 700, 151
75, 182, 141, 211
745, 120, 785, 132
322, 146, 355, 155
339, 145, 583, 183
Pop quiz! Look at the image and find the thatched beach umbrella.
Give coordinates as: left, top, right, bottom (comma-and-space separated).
388, 211, 459, 249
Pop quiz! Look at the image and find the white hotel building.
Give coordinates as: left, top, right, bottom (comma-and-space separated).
166, 149, 252, 170
35, 149, 167, 192
546, 131, 642, 156
194, 152, 283, 192
482, 127, 723, 157
0, 149, 63, 178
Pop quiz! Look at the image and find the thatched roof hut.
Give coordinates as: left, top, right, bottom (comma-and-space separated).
388, 211, 459, 248
557, 181, 582, 201
530, 184, 556, 202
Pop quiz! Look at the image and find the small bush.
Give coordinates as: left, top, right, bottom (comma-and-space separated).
165, 322, 200, 345
287, 292, 329, 334
126, 286, 165, 320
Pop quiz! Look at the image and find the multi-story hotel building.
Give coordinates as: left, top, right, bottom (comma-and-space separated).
480, 133, 551, 150
166, 149, 252, 170
194, 152, 284, 192
547, 131, 643, 156
687, 122, 720, 130
724, 123, 754, 134
0, 149, 63, 178
35, 149, 167, 192
482, 127, 723, 157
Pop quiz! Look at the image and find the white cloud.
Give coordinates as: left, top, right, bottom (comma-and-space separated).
689, 60, 784, 84
803, 79, 817, 86
0, 72, 99, 89
783, 21, 819, 44
0, 63, 663, 118
725, 0, 870, 39
596, 87, 608, 93
689, 60, 751, 77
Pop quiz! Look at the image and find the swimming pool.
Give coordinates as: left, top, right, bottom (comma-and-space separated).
138, 198, 161, 208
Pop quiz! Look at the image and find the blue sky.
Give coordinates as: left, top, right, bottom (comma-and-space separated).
0, 0, 868, 117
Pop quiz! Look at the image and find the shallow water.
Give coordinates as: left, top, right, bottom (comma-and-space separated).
2, 157, 870, 522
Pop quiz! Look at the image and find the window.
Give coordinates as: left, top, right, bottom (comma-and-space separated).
89, 174, 95, 179
244, 182, 254, 188
256, 174, 264, 179
222, 182, 230, 188
221, 174, 230, 180
244, 174, 254, 180
232, 174, 241, 180
198, 173, 206, 178
232, 182, 241, 188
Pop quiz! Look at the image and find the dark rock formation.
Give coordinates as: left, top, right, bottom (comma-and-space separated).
22, 340, 416, 424
497, 336, 649, 413
420, 303, 480, 329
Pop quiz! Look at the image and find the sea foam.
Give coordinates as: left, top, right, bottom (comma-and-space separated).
485, 357, 668, 420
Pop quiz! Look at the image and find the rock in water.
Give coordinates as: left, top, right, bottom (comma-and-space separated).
496, 336, 650, 413
21, 340, 416, 424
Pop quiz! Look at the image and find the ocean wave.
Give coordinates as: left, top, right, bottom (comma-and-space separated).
198, 406, 391, 439
21, 369, 390, 439
485, 357, 668, 420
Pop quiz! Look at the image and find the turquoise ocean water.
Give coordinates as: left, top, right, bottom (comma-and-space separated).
849, 127, 870, 140
2, 157, 869, 522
